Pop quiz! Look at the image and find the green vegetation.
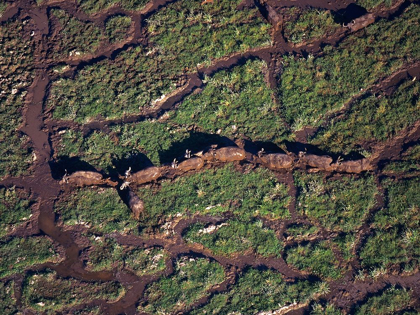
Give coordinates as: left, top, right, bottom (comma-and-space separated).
137, 164, 290, 228
22, 269, 123, 313
0, 19, 34, 179
52, 62, 289, 168
285, 241, 345, 280
383, 143, 420, 174
122, 247, 168, 276
111, 122, 229, 165
0, 281, 17, 315
374, 178, 420, 229
295, 172, 378, 232
105, 15, 132, 43
191, 268, 321, 314
171, 60, 290, 142
50, 9, 104, 58
53, 123, 228, 169
48, 46, 177, 122
54, 187, 138, 234
360, 178, 420, 270
0, 2, 7, 16
382, 160, 420, 174
283, 8, 339, 44
354, 287, 414, 314
286, 223, 319, 239
147, 0, 271, 72
332, 233, 356, 262
356, 0, 395, 10
141, 257, 225, 313
86, 236, 168, 276
312, 79, 420, 155
311, 302, 343, 315
54, 122, 192, 169
48, 0, 272, 123
78, 0, 149, 14
278, 4, 420, 130
0, 237, 61, 278
185, 219, 283, 257
0, 187, 33, 238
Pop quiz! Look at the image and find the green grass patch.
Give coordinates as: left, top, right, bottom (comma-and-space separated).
0, 187, 33, 238
332, 233, 356, 262
285, 241, 345, 280
111, 122, 229, 165
382, 161, 420, 174
184, 219, 283, 257
53, 122, 203, 170
54, 187, 138, 234
49, 0, 272, 123
383, 143, 420, 174
86, 235, 168, 276
50, 9, 104, 58
105, 15, 132, 43
354, 287, 413, 314
147, 0, 271, 72
191, 268, 321, 314
78, 0, 149, 14
171, 59, 290, 143
0, 19, 34, 179
0, 281, 17, 315
52, 61, 290, 168
311, 302, 343, 315
278, 4, 420, 130
283, 8, 339, 44
0, 2, 8, 16
286, 223, 319, 239
360, 178, 420, 269
355, 0, 395, 10
0, 237, 61, 278
137, 164, 290, 228
22, 269, 123, 314
359, 228, 412, 269
295, 172, 378, 232
141, 257, 225, 314
374, 178, 420, 229
311, 79, 420, 155
48, 46, 178, 122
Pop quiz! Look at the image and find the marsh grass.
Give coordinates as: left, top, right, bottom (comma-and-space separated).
191, 268, 321, 314
0, 237, 61, 278
78, 0, 149, 13
0, 187, 33, 238
184, 219, 283, 257
50, 9, 104, 58
137, 164, 290, 228
105, 15, 132, 43
54, 187, 138, 234
311, 79, 420, 155
285, 241, 345, 280
283, 8, 339, 44
147, 0, 271, 73
22, 269, 123, 313
171, 60, 290, 143
279, 4, 420, 130
0, 19, 34, 179
294, 172, 378, 233
142, 257, 225, 314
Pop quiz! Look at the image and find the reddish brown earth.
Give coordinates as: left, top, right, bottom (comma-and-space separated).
1, 0, 420, 314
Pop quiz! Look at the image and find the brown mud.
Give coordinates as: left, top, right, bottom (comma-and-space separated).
1, 0, 419, 314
